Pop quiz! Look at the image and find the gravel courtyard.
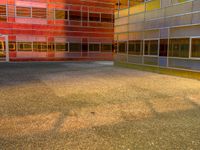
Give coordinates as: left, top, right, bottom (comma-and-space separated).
0, 62, 200, 150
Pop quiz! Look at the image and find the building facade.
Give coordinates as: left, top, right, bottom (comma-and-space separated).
0, 0, 114, 61
115, 0, 200, 71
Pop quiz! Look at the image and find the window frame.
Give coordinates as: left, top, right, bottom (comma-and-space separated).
89, 42, 101, 52
16, 6, 32, 18
32, 7, 47, 19
101, 43, 113, 53
143, 39, 159, 57
128, 40, 143, 56
190, 36, 200, 60
169, 37, 190, 58
17, 42, 33, 51
55, 9, 68, 20
0, 5, 7, 22
69, 10, 81, 21
89, 12, 101, 22
55, 42, 69, 52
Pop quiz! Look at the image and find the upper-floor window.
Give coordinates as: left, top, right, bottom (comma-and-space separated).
82, 12, 88, 21
16, 7, 31, 17
16, 6, 47, 18
69, 11, 81, 21
89, 13, 100, 22
101, 14, 113, 23
0, 5, 6, 15
55, 10, 68, 20
0, 5, 6, 22
32, 8, 47, 19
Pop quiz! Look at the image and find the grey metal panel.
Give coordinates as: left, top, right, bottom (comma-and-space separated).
129, 13, 145, 24
145, 18, 164, 29
129, 32, 143, 40
144, 56, 158, 66
128, 55, 143, 64
159, 57, 168, 67
161, 0, 172, 8
168, 58, 200, 71
145, 9, 165, 21
160, 28, 169, 38
144, 30, 160, 39
170, 25, 200, 37
114, 54, 127, 62
193, 0, 200, 11
192, 12, 200, 24
129, 22, 144, 32
165, 2, 193, 17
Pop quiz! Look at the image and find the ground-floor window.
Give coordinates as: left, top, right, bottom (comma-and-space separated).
69, 43, 81, 52
118, 42, 127, 53
89, 43, 100, 52
191, 38, 200, 58
169, 38, 189, 58
101, 43, 112, 52
55, 43, 68, 52
33, 42, 47, 52
18, 42, 32, 51
128, 40, 143, 55
9, 42, 16, 51
144, 40, 158, 56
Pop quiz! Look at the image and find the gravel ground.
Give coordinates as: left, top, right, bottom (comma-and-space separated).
0, 61, 200, 150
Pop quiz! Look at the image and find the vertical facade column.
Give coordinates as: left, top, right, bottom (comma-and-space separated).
5, 35, 9, 62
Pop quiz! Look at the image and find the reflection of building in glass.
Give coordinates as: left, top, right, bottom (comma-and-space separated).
115, 0, 200, 71
0, 0, 115, 61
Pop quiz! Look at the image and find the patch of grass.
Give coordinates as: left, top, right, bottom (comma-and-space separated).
115, 61, 200, 80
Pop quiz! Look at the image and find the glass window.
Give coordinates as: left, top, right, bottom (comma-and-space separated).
0, 16, 6, 22
128, 40, 143, 55
69, 43, 81, 52
144, 40, 158, 56
55, 43, 68, 52
9, 42, 16, 51
55, 10, 68, 20
0, 41, 4, 50
82, 12, 88, 21
101, 14, 113, 23
101, 43, 112, 52
191, 38, 200, 58
48, 42, 55, 51
169, 38, 189, 58
118, 42, 127, 53
33, 42, 47, 51
89, 13, 100, 22
0, 5, 6, 15
89, 43, 100, 52
159, 39, 168, 57
18, 42, 32, 51
69, 11, 81, 21
16, 7, 31, 17
32, 8, 47, 19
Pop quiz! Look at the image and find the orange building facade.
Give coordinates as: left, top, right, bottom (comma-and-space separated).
0, 0, 115, 61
